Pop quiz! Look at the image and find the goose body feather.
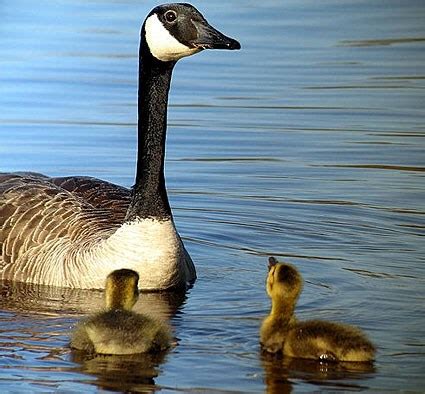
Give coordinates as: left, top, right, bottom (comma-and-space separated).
0, 172, 192, 289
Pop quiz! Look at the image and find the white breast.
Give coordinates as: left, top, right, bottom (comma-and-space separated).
85, 218, 186, 290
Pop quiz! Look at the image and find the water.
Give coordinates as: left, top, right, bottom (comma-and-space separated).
1, 0, 424, 392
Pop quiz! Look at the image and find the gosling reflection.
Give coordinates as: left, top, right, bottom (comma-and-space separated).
71, 350, 167, 393
260, 352, 293, 394
261, 352, 375, 394
70, 269, 173, 355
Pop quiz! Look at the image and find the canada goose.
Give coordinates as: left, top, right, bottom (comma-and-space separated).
0, 4, 240, 289
70, 269, 172, 355
260, 257, 376, 363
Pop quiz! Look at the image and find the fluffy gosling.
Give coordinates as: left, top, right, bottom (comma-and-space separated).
70, 269, 172, 355
260, 257, 375, 362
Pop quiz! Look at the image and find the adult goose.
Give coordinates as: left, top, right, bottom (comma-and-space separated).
0, 4, 240, 290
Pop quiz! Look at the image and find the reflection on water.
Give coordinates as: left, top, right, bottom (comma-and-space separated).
0, 280, 187, 318
71, 351, 167, 393
1, 0, 425, 392
261, 353, 375, 394
339, 37, 425, 47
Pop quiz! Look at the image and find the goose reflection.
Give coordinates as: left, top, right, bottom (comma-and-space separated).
0, 279, 187, 319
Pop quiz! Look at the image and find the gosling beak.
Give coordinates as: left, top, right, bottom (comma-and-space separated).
190, 19, 241, 50
268, 257, 278, 271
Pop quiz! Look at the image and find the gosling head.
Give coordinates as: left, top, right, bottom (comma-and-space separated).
142, 3, 241, 63
105, 269, 140, 311
266, 257, 303, 303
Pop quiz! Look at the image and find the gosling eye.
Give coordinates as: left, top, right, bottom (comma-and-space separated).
164, 10, 177, 23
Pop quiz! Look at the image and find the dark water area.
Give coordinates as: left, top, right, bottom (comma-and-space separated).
1, 0, 424, 392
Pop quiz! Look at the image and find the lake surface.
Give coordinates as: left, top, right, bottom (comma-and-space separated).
1, 0, 424, 392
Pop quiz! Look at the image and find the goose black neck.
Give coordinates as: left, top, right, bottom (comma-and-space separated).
125, 37, 177, 222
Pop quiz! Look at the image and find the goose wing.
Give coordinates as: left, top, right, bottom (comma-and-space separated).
0, 173, 123, 279
50, 176, 131, 222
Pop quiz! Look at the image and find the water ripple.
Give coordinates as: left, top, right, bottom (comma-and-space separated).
339, 37, 425, 47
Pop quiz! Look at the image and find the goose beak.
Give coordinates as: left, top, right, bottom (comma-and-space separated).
190, 19, 241, 50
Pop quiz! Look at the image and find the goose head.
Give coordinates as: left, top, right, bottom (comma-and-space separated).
143, 3, 241, 63
105, 269, 140, 311
266, 257, 303, 303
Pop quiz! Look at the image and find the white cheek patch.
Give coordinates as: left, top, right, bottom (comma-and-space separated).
144, 14, 201, 62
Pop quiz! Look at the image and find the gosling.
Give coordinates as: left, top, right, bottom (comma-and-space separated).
70, 269, 172, 355
260, 257, 375, 362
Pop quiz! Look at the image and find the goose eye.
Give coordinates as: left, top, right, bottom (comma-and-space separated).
164, 10, 177, 23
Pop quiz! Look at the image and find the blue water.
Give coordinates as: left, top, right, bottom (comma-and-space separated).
1, 0, 424, 392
